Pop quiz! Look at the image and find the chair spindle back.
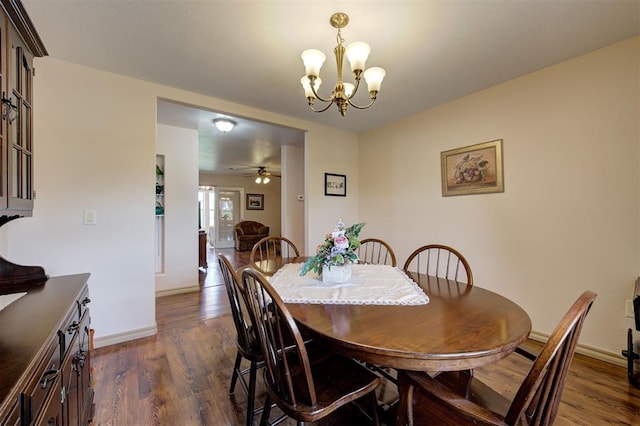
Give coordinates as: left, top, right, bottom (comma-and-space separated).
250, 236, 300, 274
506, 291, 597, 425
219, 254, 253, 353
403, 244, 473, 285
358, 238, 397, 267
241, 268, 316, 409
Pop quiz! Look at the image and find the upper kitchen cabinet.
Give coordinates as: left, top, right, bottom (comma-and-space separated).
0, 0, 46, 221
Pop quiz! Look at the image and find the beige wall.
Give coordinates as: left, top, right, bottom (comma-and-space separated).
304, 128, 360, 254
281, 145, 305, 251
156, 124, 199, 294
359, 36, 639, 360
6, 59, 159, 344
1, 57, 358, 347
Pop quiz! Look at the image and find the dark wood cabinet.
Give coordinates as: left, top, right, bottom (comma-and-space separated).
0, 0, 46, 219
199, 229, 207, 269
0, 4, 77, 424
7, 21, 34, 214
0, 274, 94, 426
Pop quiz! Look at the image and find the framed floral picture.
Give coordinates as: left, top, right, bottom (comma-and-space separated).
441, 139, 504, 196
324, 173, 347, 196
246, 193, 264, 210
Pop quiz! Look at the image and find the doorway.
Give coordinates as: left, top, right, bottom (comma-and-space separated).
198, 186, 244, 249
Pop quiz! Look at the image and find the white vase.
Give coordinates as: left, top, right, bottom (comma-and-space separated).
322, 264, 352, 284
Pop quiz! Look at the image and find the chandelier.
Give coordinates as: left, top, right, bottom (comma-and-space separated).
300, 12, 386, 116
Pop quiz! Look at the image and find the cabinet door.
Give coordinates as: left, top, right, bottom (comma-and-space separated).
6, 23, 33, 213
63, 328, 79, 426
34, 386, 62, 426
77, 310, 93, 424
63, 309, 91, 426
0, 11, 7, 210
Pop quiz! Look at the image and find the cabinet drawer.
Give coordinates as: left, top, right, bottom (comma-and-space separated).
32, 376, 62, 426
21, 337, 61, 424
0, 396, 20, 426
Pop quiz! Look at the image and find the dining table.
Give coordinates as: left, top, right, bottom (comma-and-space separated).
246, 257, 532, 372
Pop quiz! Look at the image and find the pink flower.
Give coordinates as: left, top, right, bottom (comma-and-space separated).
334, 235, 349, 250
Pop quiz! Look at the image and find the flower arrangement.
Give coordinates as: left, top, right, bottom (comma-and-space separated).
300, 220, 365, 276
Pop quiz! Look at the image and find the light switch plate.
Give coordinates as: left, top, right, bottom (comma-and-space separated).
84, 209, 97, 225
626, 300, 634, 318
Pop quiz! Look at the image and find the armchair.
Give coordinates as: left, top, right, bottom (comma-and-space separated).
234, 221, 269, 251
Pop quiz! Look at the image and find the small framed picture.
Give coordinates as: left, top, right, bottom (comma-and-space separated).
324, 173, 347, 197
441, 139, 504, 197
246, 193, 264, 210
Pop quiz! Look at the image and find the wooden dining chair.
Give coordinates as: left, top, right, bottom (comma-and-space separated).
402, 244, 475, 387
396, 290, 597, 426
356, 238, 399, 385
218, 254, 264, 426
250, 236, 300, 273
241, 268, 381, 425
403, 244, 473, 285
357, 238, 397, 267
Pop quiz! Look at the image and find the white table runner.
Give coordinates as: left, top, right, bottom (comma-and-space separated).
269, 263, 429, 305
0, 292, 26, 312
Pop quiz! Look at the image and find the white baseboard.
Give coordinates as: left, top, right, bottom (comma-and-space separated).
529, 330, 626, 367
155, 285, 200, 298
92, 286, 199, 350
93, 324, 157, 349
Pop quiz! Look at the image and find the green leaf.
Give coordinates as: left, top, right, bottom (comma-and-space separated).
299, 222, 367, 276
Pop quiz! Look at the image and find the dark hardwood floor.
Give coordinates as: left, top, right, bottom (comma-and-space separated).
91, 247, 640, 425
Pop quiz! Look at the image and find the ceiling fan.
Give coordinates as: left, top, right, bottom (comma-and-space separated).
254, 166, 280, 184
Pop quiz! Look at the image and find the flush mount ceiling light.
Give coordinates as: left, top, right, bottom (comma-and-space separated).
213, 118, 236, 132
300, 12, 386, 117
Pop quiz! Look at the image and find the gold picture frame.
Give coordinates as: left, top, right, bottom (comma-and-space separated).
441, 139, 504, 197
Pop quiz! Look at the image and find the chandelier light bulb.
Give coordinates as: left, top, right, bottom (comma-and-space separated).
255, 176, 261, 184
363, 67, 386, 92
345, 41, 370, 72
343, 82, 355, 97
301, 49, 326, 77
263, 177, 270, 184
301, 76, 322, 98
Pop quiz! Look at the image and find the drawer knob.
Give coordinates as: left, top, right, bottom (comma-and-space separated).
67, 322, 79, 334
40, 367, 59, 389
73, 350, 87, 371
82, 296, 91, 306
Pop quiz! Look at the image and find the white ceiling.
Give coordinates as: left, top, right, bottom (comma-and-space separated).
22, 0, 640, 175
156, 100, 305, 175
